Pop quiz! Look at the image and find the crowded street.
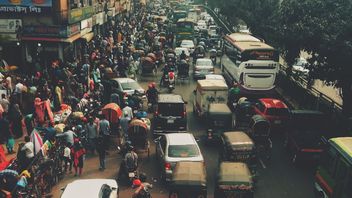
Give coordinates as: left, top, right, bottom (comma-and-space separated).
1, 0, 351, 198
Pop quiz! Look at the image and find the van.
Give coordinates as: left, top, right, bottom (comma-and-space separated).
193, 79, 228, 117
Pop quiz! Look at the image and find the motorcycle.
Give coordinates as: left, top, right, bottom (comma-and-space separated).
167, 71, 175, 93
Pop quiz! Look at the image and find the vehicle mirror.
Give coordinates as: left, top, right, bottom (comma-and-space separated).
60, 187, 66, 191
193, 90, 196, 94
116, 146, 121, 153
111, 187, 117, 191
195, 137, 201, 142
153, 137, 161, 143
184, 101, 188, 104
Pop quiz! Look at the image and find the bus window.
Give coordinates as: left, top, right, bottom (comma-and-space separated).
224, 41, 238, 66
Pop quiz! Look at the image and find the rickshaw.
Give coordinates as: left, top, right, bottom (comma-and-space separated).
193, 45, 205, 64
140, 56, 157, 75
233, 100, 255, 129
220, 131, 257, 174
206, 103, 233, 144
169, 161, 207, 198
127, 119, 150, 157
177, 59, 190, 83
248, 115, 272, 160
214, 162, 254, 198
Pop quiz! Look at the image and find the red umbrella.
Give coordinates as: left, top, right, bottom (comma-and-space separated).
102, 103, 122, 123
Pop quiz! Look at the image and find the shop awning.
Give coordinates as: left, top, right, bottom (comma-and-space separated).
80, 32, 94, 42
21, 33, 82, 43
62, 33, 83, 43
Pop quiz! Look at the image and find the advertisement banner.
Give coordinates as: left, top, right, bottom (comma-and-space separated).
0, 0, 52, 14
68, 6, 94, 24
22, 23, 80, 38
0, 19, 22, 33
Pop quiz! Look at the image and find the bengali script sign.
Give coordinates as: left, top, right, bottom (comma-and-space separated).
0, 0, 52, 14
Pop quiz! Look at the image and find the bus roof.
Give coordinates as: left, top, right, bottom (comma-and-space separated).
177, 18, 195, 24
330, 137, 352, 164
227, 33, 260, 42
225, 33, 275, 52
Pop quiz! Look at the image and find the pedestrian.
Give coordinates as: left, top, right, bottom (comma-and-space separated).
0, 94, 9, 113
99, 114, 111, 151
21, 136, 34, 170
63, 142, 72, 173
71, 138, 86, 176
0, 112, 10, 144
96, 136, 106, 171
122, 102, 133, 119
8, 103, 23, 138
63, 127, 76, 146
120, 111, 131, 138
86, 116, 98, 154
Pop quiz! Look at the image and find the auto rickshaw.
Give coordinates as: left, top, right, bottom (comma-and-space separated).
193, 45, 206, 64
233, 100, 255, 129
177, 59, 190, 82
214, 162, 254, 198
140, 56, 157, 75
206, 103, 233, 144
127, 119, 150, 157
248, 115, 272, 160
220, 131, 257, 174
169, 161, 207, 198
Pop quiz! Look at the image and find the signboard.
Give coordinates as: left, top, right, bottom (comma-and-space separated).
68, 6, 94, 24
22, 23, 80, 38
0, 0, 52, 14
0, 19, 22, 33
80, 18, 92, 35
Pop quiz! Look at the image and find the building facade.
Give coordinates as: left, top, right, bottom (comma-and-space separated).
0, 0, 131, 70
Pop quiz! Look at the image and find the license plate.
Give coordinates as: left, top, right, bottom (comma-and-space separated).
128, 172, 135, 177
167, 119, 174, 123
274, 120, 281, 124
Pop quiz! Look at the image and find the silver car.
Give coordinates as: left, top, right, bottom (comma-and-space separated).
110, 77, 146, 99
154, 133, 204, 182
193, 58, 215, 79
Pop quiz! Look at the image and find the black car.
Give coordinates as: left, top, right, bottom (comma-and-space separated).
153, 94, 187, 134
284, 110, 338, 166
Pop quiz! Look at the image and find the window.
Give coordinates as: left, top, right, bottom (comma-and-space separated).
168, 145, 200, 157
255, 102, 265, 113
266, 108, 289, 117
223, 40, 240, 66
158, 103, 184, 116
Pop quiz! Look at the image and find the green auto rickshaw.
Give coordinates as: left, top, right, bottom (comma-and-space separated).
206, 103, 233, 143
169, 161, 207, 198
215, 162, 254, 198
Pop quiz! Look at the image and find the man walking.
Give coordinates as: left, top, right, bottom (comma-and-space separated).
99, 114, 110, 151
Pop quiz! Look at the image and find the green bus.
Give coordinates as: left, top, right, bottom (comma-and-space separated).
172, 10, 187, 23
314, 137, 352, 198
175, 18, 195, 45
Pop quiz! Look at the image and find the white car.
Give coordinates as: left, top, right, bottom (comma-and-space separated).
175, 47, 190, 60
110, 78, 146, 98
61, 179, 119, 198
155, 133, 204, 182
193, 58, 215, 79
180, 40, 195, 54
292, 57, 309, 76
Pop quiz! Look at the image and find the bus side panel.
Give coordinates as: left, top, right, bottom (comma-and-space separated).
221, 54, 240, 84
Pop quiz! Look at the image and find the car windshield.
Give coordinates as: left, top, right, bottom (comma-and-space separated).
120, 81, 140, 90
266, 108, 289, 117
158, 103, 184, 116
197, 59, 212, 66
168, 144, 200, 157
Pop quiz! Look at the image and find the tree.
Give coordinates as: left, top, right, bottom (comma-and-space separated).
279, 0, 352, 116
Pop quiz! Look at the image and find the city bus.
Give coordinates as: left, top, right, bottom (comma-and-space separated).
220, 33, 279, 95
172, 10, 187, 23
314, 137, 352, 198
175, 18, 194, 45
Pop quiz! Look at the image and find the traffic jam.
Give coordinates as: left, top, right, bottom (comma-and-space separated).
0, 0, 349, 198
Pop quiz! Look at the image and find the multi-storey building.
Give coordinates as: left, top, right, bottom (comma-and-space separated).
0, 0, 131, 69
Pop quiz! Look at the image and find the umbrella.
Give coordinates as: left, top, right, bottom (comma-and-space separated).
30, 128, 43, 154
102, 103, 122, 123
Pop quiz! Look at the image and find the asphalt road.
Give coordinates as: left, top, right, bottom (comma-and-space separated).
51, 58, 315, 198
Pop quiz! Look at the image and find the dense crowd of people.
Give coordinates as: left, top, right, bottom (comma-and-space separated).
0, 5, 167, 197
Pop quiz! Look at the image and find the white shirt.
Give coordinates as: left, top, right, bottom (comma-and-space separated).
122, 106, 133, 119
64, 147, 71, 158
14, 82, 24, 94
22, 142, 34, 158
